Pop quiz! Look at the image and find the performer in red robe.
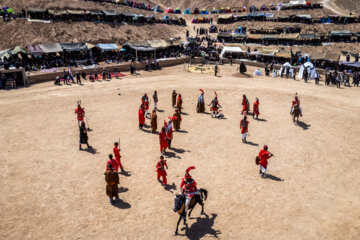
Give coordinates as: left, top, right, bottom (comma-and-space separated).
75, 104, 85, 126
241, 95, 250, 115
240, 115, 249, 143
253, 98, 260, 119
106, 154, 119, 172
138, 105, 145, 130
258, 145, 273, 178
156, 155, 168, 186
113, 142, 122, 170
159, 127, 168, 153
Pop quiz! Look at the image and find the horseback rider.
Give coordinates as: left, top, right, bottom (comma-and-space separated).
291, 95, 302, 117
208, 92, 221, 118
180, 166, 198, 218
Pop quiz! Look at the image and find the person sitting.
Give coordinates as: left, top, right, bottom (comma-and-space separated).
216, 109, 224, 119
54, 76, 61, 85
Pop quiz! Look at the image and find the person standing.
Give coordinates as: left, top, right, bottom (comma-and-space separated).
104, 163, 120, 204
138, 105, 145, 130
241, 95, 250, 115
150, 110, 157, 133
75, 104, 85, 127
114, 67, 118, 79
106, 154, 119, 172
159, 127, 168, 154
102, 68, 107, 80
214, 64, 218, 77
153, 90, 158, 110
240, 115, 249, 143
257, 145, 273, 178
172, 89, 177, 108
173, 109, 182, 131
156, 156, 168, 186
113, 142, 123, 170
79, 121, 90, 150
166, 118, 173, 148
76, 71, 81, 84
253, 98, 260, 119
197, 89, 205, 113
176, 94, 183, 113
208, 93, 221, 118
94, 69, 98, 80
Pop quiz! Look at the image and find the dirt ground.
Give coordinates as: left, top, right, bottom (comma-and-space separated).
1, 64, 360, 239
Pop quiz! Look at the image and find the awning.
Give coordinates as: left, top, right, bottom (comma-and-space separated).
39, 43, 63, 53
123, 41, 150, 49
275, 51, 292, 58
132, 47, 155, 51
233, 34, 247, 39
299, 34, 319, 40
247, 34, 263, 40
102, 10, 119, 16
220, 46, 245, 58
329, 30, 353, 37
89, 11, 103, 16
96, 43, 119, 51
0, 49, 11, 60
27, 44, 44, 54
262, 34, 280, 40
49, 10, 67, 16
66, 10, 85, 15
279, 33, 300, 39
12, 46, 27, 55
339, 61, 360, 68
60, 43, 87, 51
28, 8, 46, 14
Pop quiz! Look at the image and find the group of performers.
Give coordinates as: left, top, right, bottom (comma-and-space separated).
73, 90, 302, 205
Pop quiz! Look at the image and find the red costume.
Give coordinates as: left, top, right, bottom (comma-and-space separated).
106, 158, 118, 172
156, 158, 168, 185
113, 147, 122, 169
258, 149, 272, 168
253, 100, 260, 116
159, 128, 168, 152
292, 99, 300, 107
242, 97, 249, 113
138, 108, 145, 125
240, 119, 249, 134
75, 107, 85, 121
180, 166, 198, 199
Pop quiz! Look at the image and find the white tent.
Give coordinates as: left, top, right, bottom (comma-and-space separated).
298, 62, 318, 79
220, 46, 245, 58
279, 62, 294, 77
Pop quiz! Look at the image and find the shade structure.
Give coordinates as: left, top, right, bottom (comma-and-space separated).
96, 43, 119, 51
39, 43, 63, 53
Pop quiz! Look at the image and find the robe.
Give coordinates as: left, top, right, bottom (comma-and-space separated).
150, 112, 157, 133
104, 170, 119, 198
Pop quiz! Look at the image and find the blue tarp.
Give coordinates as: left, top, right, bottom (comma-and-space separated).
200, 10, 209, 15
96, 43, 118, 51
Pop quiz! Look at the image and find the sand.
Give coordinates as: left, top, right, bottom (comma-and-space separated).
0, 64, 360, 239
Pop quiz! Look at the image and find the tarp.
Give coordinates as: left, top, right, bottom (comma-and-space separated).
294, 14, 312, 19
39, 43, 63, 53
184, 8, 191, 14
0, 49, 11, 60
27, 44, 44, 54
147, 40, 168, 48
279, 33, 300, 39
66, 10, 85, 15
329, 30, 352, 37
96, 43, 119, 51
60, 43, 87, 51
89, 10, 102, 16
299, 33, 319, 39
247, 34, 263, 39
102, 10, 119, 16
220, 46, 245, 58
339, 61, 360, 68
200, 9, 209, 14
27, 8, 46, 13
132, 47, 155, 51
49, 10, 67, 16
298, 62, 318, 79
275, 51, 292, 58
262, 34, 280, 40
12, 46, 27, 55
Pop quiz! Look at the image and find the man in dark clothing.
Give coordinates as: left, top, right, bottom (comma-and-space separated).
214, 64, 218, 76
76, 71, 81, 84
104, 163, 120, 204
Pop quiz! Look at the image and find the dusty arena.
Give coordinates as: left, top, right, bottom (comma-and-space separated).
0, 64, 359, 239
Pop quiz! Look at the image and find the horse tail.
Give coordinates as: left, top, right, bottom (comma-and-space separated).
199, 188, 208, 201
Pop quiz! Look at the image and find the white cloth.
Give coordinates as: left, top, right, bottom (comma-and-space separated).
241, 133, 247, 139
259, 165, 267, 173
254, 69, 263, 76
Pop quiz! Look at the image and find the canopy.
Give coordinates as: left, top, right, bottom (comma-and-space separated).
329, 30, 352, 37
96, 43, 119, 51
339, 61, 360, 68
132, 47, 155, 51
67, 10, 85, 15
279, 33, 300, 39
166, 8, 174, 13
27, 8, 46, 14
275, 51, 292, 58
311, 53, 339, 62
147, 40, 168, 48
200, 9, 209, 14
220, 46, 245, 58
279, 62, 294, 77
102, 10, 119, 16
174, 8, 181, 14
60, 43, 87, 51
39, 43, 63, 53
12, 46, 27, 55
27, 44, 44, 54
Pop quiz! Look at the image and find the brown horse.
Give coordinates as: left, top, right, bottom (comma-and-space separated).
173, 189, 208, 235
292, 104, 300, 123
